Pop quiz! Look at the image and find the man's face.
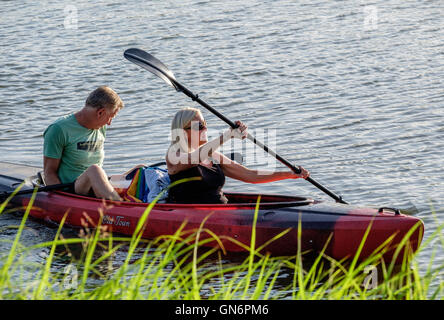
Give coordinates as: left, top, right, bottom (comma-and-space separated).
96, 106, 120, 128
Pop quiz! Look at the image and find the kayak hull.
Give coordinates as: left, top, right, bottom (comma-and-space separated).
0, 162, 424, 263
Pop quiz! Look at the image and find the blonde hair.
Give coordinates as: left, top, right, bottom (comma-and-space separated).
170, 107, 201, 152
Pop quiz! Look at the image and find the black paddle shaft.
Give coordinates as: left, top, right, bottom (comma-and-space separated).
124, 48, 348, 204
0, 182, 74, 200
172, 81, 347, 204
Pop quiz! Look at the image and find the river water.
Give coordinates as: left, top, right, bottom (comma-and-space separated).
0, 0, 443, 294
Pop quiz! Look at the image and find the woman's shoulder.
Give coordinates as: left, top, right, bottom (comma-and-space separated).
165, 147, 198, 175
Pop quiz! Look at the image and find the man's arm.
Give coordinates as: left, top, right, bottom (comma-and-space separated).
43, 156, 61, 185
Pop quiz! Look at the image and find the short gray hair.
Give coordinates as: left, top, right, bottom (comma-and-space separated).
85, 86, 124, 110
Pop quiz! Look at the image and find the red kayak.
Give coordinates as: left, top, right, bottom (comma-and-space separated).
0, 162, 424, 263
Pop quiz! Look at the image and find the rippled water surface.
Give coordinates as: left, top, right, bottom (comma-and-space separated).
1, 0, 443, 292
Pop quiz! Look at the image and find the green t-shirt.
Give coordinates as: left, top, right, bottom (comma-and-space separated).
43, 114, 106, 183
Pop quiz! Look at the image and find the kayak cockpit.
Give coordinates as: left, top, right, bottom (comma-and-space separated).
50, 189, 315, 209
0, 161, 315, 209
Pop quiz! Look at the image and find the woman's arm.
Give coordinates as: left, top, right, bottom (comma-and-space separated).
215, 152, 309, 183
166, 123, 247, 174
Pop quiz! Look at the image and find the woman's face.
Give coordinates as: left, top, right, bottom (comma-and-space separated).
185, 113, 208, 147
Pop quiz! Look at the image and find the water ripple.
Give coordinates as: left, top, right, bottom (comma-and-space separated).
0, 0, 443, 290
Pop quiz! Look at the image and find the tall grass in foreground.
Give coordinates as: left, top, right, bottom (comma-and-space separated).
0, 190, 442, 300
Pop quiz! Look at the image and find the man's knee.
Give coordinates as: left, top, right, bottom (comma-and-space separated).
86, 164, 105, 176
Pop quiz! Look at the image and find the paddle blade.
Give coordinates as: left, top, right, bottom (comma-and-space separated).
124, 48, 179, 91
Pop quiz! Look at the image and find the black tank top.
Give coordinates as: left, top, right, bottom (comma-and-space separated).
167, 163, 228, 204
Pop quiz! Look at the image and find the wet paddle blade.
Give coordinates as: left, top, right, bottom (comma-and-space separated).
124, 48, 179, 91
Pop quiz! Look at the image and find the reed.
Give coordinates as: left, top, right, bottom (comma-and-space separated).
0, 192, 442, 300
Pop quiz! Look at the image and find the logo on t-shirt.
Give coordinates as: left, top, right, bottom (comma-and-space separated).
77, 140, 104, 152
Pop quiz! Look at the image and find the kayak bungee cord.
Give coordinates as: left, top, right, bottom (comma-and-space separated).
123, 48, 348, 204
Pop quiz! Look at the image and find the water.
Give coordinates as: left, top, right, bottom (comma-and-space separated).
1, 0, 443, 293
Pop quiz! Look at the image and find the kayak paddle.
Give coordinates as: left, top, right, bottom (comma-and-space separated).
0, 182, 75, 201
124, 48, 347, 204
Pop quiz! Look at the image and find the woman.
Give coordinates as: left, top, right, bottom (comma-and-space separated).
166, 107, 310, 204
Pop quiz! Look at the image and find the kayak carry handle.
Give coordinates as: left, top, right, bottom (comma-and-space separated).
378, 207, 401, 216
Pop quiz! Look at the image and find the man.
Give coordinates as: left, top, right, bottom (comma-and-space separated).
43, 86, 123, 200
